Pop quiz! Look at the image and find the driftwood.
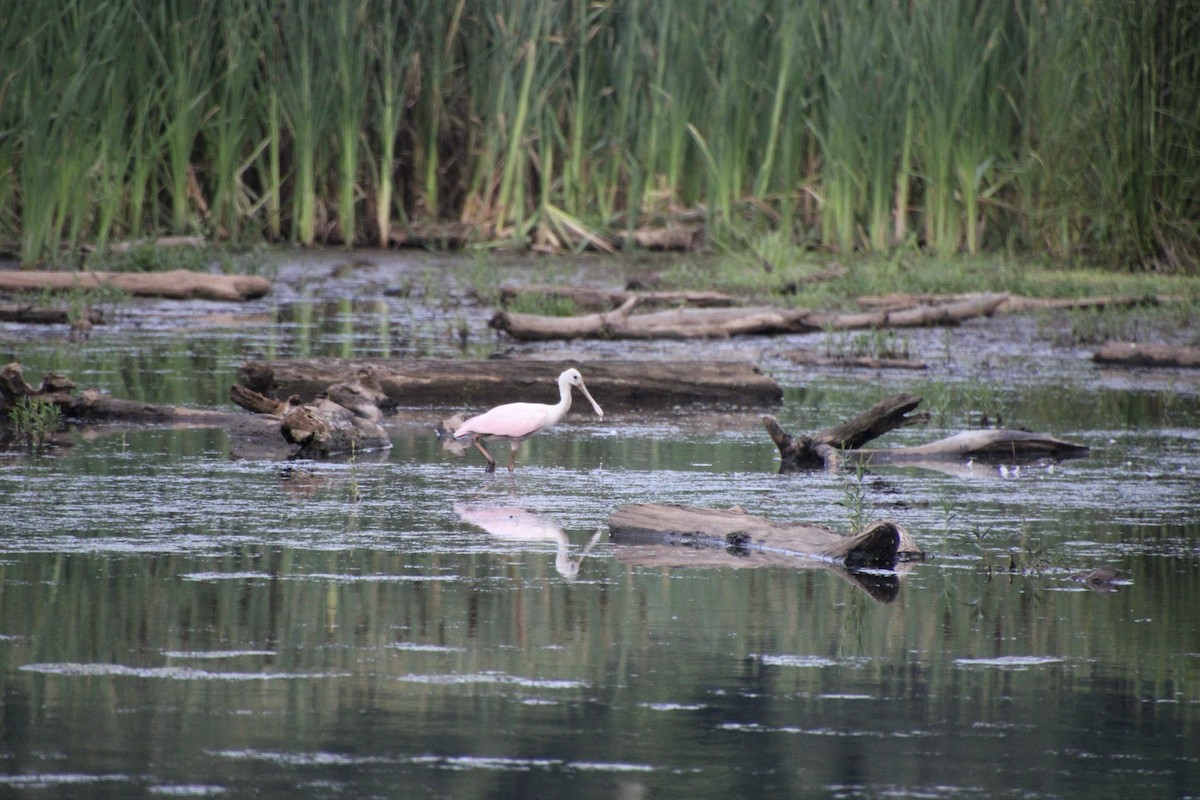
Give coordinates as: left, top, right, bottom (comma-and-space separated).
499, 285, 736, 311
238, 357, 782, 409
490, 293, 1007, 341
0, 269, 270, 301
764, 393, 1088, 471
1092, 341, 1200, 369
609, 503, 923, 602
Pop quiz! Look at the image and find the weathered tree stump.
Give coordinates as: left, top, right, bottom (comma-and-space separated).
0, 269, 270, 301
764, 393, 1088, 471
229, 382, 390, 457
238, 358, 782, 410
1092, 341, 1200, 369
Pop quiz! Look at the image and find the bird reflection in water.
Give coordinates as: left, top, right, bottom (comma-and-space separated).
455, 503, 602, 578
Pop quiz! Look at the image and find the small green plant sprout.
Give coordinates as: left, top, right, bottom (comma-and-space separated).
8, 396, 64, 449
840, 459, 871, 533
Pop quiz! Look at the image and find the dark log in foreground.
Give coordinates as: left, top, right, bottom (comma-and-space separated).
0, 268, 270, 301
764, 393, 1088, 471
490, 294, 1007, 341
1092, 341, 1200, 369
609, 503, 923, 602
238, 357, 782, 409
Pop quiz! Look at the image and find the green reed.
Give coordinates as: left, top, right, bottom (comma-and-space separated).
1, 0, 1196, 270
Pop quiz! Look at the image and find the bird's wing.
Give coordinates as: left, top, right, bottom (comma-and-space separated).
454, 402, 551, 439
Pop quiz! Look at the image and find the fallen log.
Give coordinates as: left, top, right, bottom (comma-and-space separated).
238, 357, 782, 409
0, 268, 270, 301
609, 503, 923, 602
763, 393, 1088, 471
1092, 341, 1200, 369
490, 294, 1007, 341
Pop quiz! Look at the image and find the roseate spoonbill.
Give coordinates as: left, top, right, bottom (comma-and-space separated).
453, 368, 603, 472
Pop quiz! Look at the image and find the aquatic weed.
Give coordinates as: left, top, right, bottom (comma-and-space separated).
7, 396, 63, 449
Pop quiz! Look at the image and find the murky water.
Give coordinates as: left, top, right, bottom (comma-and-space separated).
2, 251, 1199, 798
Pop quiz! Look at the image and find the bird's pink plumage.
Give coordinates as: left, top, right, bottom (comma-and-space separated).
454, 402, 553, 440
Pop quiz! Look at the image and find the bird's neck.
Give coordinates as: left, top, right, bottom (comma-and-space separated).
552, 380, 574, 420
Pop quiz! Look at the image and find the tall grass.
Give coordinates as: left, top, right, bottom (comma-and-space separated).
1, 0, 1196, 271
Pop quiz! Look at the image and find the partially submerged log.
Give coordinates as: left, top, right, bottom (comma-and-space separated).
490, 293, 1007, 341
764, 393, 1088, 471
609, 503, 923, 602
0, 268, 270, 301
238, 357, 782, 409
1092, 341, 1200, 369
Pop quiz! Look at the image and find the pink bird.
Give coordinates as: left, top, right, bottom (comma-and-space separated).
453, 368, 604, 472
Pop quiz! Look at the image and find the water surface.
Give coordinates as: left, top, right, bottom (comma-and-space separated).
2, 251, 1198, 798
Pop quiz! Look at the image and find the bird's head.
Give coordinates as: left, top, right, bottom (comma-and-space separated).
560, 368, 603, 418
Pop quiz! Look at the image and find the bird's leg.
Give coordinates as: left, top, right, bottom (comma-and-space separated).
506, 442, 520, 472
472, 439, 496, 472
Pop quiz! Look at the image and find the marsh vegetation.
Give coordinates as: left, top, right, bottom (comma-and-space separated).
2, 0, 1197, 272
